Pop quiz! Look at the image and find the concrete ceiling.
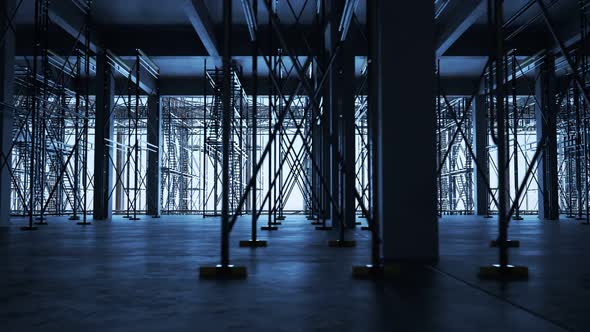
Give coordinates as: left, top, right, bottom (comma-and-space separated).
12, 0, 581, 85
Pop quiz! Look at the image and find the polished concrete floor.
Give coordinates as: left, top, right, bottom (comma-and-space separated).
0, 214, 586, 331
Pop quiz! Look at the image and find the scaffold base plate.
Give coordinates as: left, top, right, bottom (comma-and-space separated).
490, 239, 520, 248
77, 222, 92, 225
478, 265, 529, 280
239, 240, 268, 248
129, 217, 141, 221
261, 226, 279, 231
68, 216, 80, 221
199, 265, 247, 280
352, 264, 401, 279
276, 216, 286, 220
328, 240, 356, 247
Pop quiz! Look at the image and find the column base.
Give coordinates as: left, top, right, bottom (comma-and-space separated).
276, 216, 286, 220
199, 265, 247, 280
68, 215, 80, 221
261, 226, 278, 231
512, 215, 523, 221
151, 215, 161, 219
478, 264, 528, 281
270, 221, 282, 225
352, 264, 401, 279
129, 217, 141, 221
328, 240, 356, 247
239, 240, 268, 248
77, 222, 92, 225
490, 239, 520, 248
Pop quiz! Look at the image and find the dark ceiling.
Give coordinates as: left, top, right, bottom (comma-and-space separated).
12, 0, 581, 82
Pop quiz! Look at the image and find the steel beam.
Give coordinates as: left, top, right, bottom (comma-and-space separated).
436, 0, 485, 57
47, 0, 100, 53
183, 0, 219, 56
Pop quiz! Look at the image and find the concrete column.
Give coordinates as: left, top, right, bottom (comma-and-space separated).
325, 0, 340, 226
0, 0, 15, 225
93, 52, 115, 220
536, 53, 559, 220
146, 94, 161, 217
336, 52, 356, 228
115, 132, 124, 211
321, 97, 331, 220
473, 94, 489, 215
371, 0, 438, 262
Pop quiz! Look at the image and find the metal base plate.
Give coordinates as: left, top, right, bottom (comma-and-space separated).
478, 264, 529, 280
328, 240, 356, 248
352, 264, 401, 279
199, 265, 247, 280
239, 240, 268, 248
261, 226, 279, 231
490, 239, 520, 248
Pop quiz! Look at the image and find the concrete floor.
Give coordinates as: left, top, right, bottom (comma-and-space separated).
0, 214, 585, 331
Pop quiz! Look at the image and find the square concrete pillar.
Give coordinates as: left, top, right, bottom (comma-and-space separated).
370, 0, 438, 262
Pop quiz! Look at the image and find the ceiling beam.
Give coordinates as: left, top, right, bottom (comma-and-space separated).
48, 0, 100, 53
183, 0, 219, 56
436, 0, 485, 58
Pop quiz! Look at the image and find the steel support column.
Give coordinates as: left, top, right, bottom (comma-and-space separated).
0, 0, 15, 224
147, 94, 161, 217
372, 0, 438, 262
536, 53, 559, 220
473, 94, 489, 215
93, 52, 115, 220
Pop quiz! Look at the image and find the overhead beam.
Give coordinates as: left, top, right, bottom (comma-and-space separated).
436, 0, 485, 58
48, 0, 100, 53
183, 0, 219, 56
106, 51, 158, 95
